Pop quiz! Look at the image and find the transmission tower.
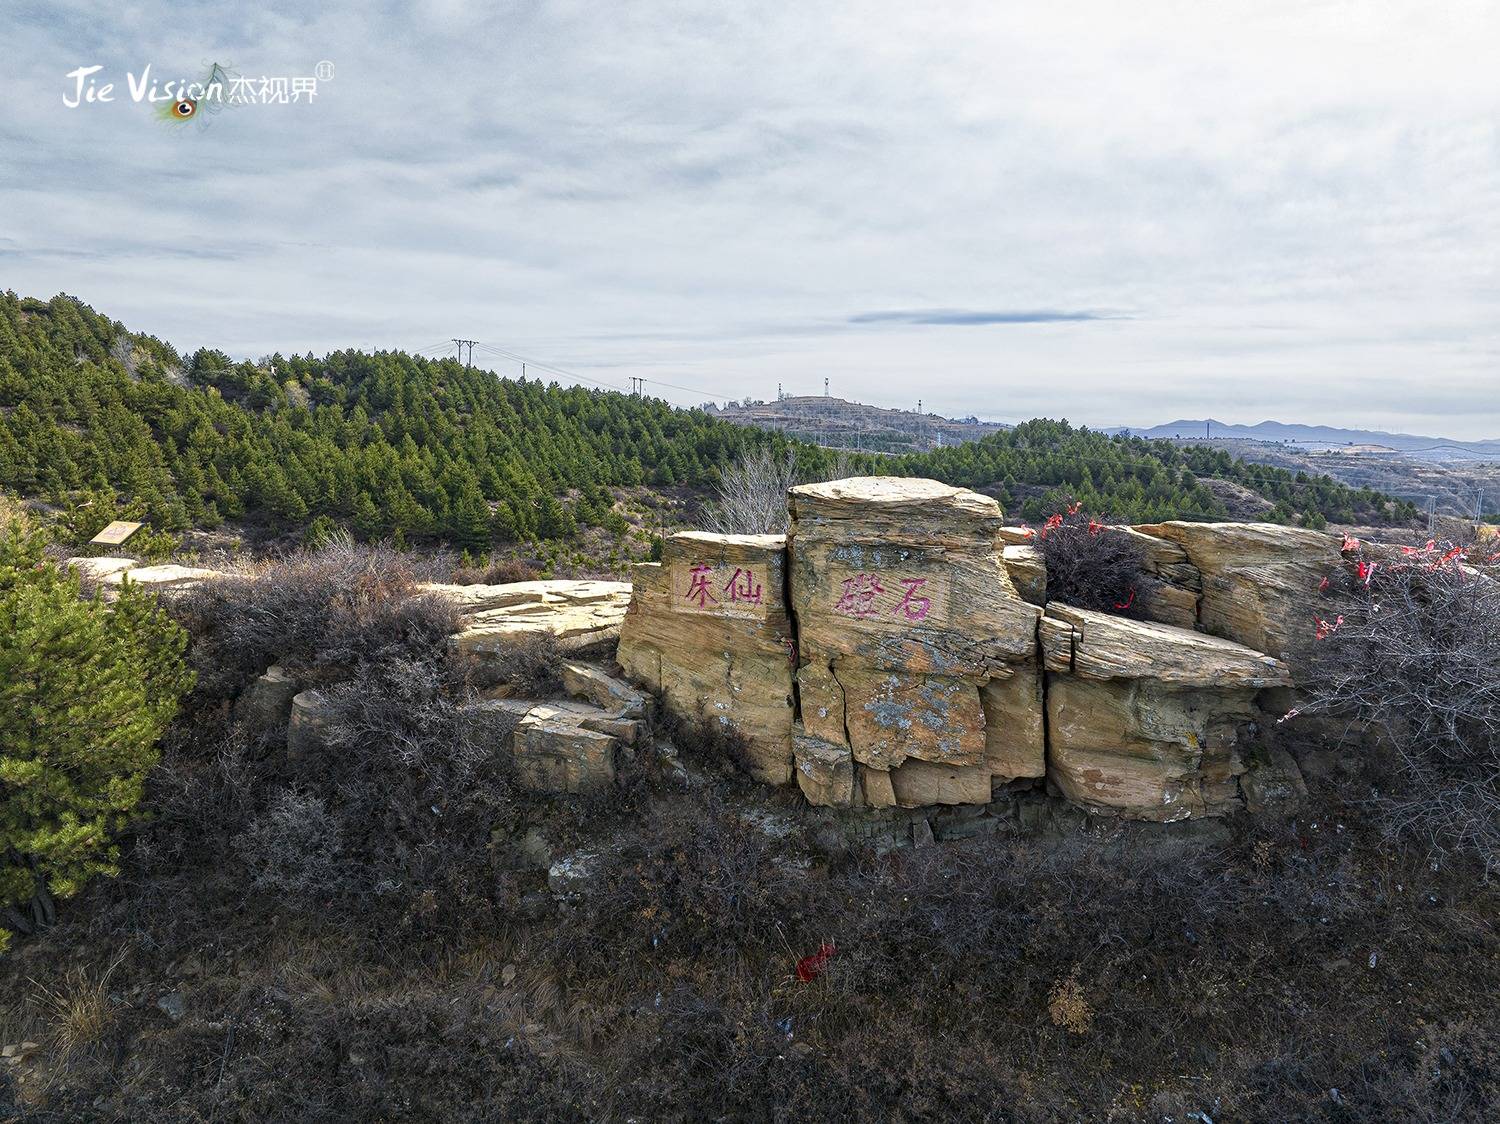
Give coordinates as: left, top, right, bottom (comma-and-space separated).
451, 338, 477, 370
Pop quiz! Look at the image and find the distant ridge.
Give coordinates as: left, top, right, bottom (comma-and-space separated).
1104, 419, 1500, 461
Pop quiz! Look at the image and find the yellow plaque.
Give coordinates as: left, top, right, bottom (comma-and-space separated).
90, 520, 143, 546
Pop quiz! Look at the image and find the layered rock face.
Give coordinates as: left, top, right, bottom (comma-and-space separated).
1040, 603, 1291, 820
443, 580, 632, 684
612, 479, 1327, 823
1133, 521, 1339, 674
787, 477, 1044, 808
616, 532, 797, 784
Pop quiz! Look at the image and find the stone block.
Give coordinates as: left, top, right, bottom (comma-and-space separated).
793, 727, 855, 807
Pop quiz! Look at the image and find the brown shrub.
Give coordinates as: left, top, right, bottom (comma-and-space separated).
1299, 543, 1500, 872
447, 556, 540, 586
1036, 509, 1157, 617
479, 631, 565, 697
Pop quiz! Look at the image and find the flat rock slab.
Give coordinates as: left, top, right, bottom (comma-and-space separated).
561, 661, 647, 718
445, 580, 632, 677
1042, 603, 1291, 689
67, 557, 225, 597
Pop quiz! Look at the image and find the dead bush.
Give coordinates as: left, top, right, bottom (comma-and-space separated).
234, 790, 348, 899
268, 658, 516, 930
697, 447, 857, 536
1299, 543, 1500, 872
480, 631, 564, 697
447, 556, 540, 585
1035, 508, 1156, 617
175, 533, 457, 703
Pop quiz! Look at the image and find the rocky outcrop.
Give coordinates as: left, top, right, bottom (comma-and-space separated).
1133, 521, 1339, 673
616, 533, 796, 784
233, 664, 299, 736
512, 704, 620, 794
607, 483, 1328, 822
66, 556, 223, 598
787, 477, 1044, 807
1040, 602, 1291, 821
460, 665, 650, 795
286, 689, 337, 764
445, 580, 632, 684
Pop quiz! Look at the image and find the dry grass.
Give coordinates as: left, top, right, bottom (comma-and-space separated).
1047, 970, 1093, 1035
29, 954, 122, 1059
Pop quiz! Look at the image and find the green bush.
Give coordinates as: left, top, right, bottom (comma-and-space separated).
0, 519, 193, 951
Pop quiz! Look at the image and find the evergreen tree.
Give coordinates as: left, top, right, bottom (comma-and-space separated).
0, 518, 192, 950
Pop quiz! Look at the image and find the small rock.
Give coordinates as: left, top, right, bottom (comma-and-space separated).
157, 991, 186, 1022
501, 964, 517, 986
561, 662, 649, 718
912, 818, 935, 847
547, 850, 600, 898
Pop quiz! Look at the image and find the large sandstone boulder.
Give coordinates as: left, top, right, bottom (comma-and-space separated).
1133, 522, 1340, 673
444, 580, 632, 683
1109, 527, 1202, 629
787, 477, 1045, 808
788, 477, 1038, 674
617, 533, 796, 784
1041, 602, 1290, 821
1001, 544, 1046, 605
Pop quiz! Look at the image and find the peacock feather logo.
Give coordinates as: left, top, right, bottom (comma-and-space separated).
155, 62, 234, 129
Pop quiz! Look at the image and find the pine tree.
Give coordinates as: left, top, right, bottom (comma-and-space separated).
0, 519, 192, 949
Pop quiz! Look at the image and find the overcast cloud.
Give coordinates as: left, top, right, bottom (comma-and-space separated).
2, 1, 1497, 436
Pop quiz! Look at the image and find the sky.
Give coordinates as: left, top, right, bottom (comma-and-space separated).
2, 1, 1498, 438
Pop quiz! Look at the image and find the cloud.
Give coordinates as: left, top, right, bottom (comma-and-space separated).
848, 309, 1117, 326
0, 1, 1496, 438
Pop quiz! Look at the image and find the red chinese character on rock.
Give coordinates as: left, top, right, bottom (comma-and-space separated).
894, 577, 931, 621
685, 563, 718, 608
835, 573, 884, 617
724, 567, 763, 605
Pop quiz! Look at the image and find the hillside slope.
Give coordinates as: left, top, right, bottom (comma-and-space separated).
0, 294, 1417, 546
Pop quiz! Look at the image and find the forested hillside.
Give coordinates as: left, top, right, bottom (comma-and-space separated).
0, 293, 825, 547
897, 421, 1422, 526
0, 293, 1415, 548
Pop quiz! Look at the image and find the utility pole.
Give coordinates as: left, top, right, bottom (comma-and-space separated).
451, 339, 477, 370
1427, 495, 1436, 535
629, 377, 643, 396
1205, 420, 1210, 440
824, 378, 829, 397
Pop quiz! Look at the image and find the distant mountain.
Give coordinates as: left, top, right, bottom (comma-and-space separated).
1105, 420, 1500, 462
